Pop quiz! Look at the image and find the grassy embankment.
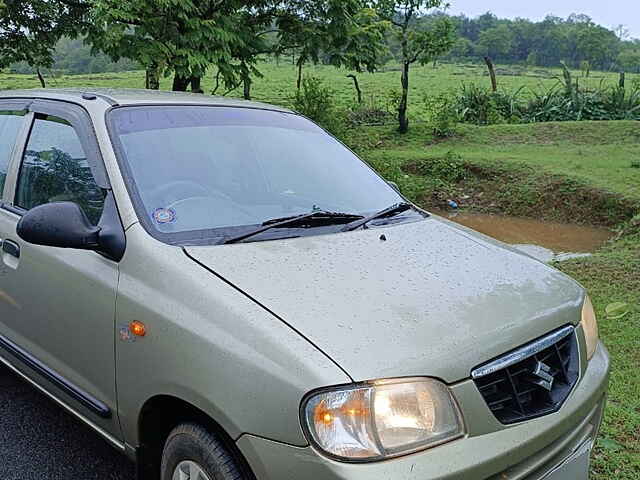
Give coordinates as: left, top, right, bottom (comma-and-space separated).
1, 63, 638, 478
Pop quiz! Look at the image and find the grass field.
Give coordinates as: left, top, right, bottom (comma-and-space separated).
2, 61, 639, 120
1, 62, 639, 478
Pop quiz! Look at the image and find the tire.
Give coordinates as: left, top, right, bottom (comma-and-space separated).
161, 423, 247, 480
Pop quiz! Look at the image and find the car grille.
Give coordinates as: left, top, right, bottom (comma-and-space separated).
472, 326, 579, 424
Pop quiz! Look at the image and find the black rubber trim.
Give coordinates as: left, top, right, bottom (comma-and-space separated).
0, 333, 111, 418
1, 203, 26, 216
29, 99, 111, 189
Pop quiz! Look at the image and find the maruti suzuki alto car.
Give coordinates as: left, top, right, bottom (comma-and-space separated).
0, 89, 609, 480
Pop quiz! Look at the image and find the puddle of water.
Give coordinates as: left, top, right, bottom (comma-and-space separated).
435, 211, 614, 263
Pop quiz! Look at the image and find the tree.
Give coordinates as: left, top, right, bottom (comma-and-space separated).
449, 37, 473, 58
89, 0, 387, 95
572, 22, 620, 70
444, 12, 627, 70
0, 0, 89, 87
375, 0, 456, 133
478, 25, 514, 60
618, 48, 640, 73
89, 0, 264, 92
276, 2, 387, 91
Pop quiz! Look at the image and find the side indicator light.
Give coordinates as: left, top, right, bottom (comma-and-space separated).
129, 321, 147, 337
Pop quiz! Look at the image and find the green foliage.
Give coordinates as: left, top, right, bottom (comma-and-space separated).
424, 91, 459, 137
292, 76, 345, 135
88, 0, 388, 92
10, 36, 138, 75
454, 84, 507, 125
477, 24, 514, 59
89, 0, 261, 90
524, 83, 640, 122
374, 0, 457, 133
280, 3, 389, 77
408, 152, 467, 183
446, 12, 623, 70
0, 0, 89, 73
452, 77, 640, 125
618, 48, 640, 74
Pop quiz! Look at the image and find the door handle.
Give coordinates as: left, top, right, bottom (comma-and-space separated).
2, 240, 20, 259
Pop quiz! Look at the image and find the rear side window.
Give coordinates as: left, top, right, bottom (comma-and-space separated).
15, 115, 104, 224
0, 110, 25, 196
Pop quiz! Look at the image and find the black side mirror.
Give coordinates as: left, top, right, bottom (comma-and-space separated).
17, 202, 100, 250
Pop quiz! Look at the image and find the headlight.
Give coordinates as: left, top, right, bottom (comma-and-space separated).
581, 295, 599, 360
301, 378, 464, 462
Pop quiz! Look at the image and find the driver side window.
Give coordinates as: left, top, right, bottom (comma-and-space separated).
15, 115, 105, 225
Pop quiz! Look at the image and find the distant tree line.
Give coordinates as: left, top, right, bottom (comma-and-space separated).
438, 12, 640, 73
9, 37, 138, 75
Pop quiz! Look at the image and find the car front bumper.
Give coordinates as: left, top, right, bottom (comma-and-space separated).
237, 341, 609, 480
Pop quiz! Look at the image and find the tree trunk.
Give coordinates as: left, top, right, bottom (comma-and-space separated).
347, 74, 362, 104
172, 74, 191, 92
190, 75, 203, 93
398, 62, 410, 134
243, 76, 252, 100
36, 68, 46, 88
619, 71, 626, 89
212, 70, 221, 95
484, 56, 497, 92
296, 60, 303, 90
145, 62, 160, 90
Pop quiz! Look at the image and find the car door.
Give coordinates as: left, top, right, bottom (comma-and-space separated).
0, 99, 123, 443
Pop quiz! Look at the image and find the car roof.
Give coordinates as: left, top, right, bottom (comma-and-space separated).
0, 88, 293, 113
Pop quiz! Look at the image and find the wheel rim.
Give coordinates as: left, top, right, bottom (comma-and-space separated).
172, 460, 212, 480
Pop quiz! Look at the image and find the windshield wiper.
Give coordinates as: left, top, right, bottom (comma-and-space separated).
340, 202, 413, 232
224, 210, 364, 244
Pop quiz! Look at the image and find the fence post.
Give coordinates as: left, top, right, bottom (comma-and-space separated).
347, 74, 362, 104
484, 57, 497, 92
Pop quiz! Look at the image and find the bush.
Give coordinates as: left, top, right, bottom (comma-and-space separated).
454, 84, 511, 125
450, 79, 640, 125
291, 76, 345, 135
406, 152, 467, 183
347, 95, 395, 126
424, 92, 460, 138
523, 83, 640, 122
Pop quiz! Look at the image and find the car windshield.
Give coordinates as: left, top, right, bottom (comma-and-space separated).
108, 105, 409, 244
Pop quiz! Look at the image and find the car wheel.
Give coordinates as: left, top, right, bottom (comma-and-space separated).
161, 423, 247, 480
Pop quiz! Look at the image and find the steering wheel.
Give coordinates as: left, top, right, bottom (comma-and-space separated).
149, 180, 233, 205
165, 196, 257, 227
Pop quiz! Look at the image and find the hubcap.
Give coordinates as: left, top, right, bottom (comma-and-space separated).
172, 460, 212, 480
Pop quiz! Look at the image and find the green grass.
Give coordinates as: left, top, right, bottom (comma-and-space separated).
2, 61, 639, 478
349, 121, 640, 201
3, 61, 639, 120
560, 231, 640, 479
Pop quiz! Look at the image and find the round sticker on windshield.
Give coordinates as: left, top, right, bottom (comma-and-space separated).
152, 208, 176, 225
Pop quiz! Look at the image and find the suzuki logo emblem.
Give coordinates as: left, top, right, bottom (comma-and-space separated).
531, 361, 555, 391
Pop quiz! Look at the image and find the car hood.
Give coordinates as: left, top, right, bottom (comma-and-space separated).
185, 216, 584, 383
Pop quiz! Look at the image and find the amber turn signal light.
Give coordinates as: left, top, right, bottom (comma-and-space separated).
129, 321, 147, 337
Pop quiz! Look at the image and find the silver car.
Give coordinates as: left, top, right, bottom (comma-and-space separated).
0, 89, 609, 480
